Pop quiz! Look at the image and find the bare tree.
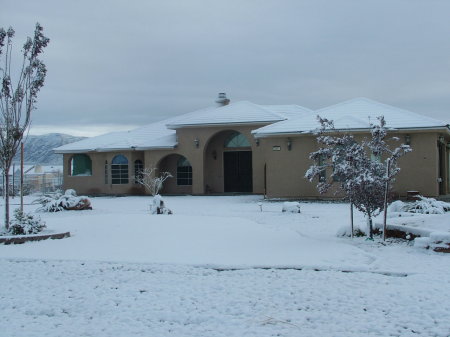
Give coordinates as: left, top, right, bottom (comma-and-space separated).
0, 23, 49, 230
135, 167, 173, 196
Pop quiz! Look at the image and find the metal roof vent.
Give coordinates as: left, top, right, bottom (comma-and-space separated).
216, 92, 230, 106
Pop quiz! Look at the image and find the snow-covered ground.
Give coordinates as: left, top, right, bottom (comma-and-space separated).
0, 195, 449, 337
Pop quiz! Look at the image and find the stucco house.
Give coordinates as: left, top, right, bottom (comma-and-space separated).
54, 95, 450, 199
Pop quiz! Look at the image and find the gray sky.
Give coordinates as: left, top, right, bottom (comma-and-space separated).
2, 0, 450, 136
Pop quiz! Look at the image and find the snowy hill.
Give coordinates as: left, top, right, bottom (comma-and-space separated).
13, 133, 86, 165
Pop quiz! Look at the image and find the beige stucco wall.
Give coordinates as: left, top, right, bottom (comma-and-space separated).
62, 126, 449, 199
63, 151, 145, 195
260, 131, 448, 199
144, 124, 267, 195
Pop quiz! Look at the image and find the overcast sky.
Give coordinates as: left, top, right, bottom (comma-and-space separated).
2, 0, 450, 136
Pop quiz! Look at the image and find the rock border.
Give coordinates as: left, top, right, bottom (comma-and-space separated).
0, 232, 70, 245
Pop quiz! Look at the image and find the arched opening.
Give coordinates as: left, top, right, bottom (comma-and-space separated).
70, 154, 92, 176
111, 154, 129, 184
204, 130, 253, 193
158, 154, 193, 195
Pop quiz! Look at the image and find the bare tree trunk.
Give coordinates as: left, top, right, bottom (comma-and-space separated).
382, 158, 391, 241
5, 170, 9, 230
368, 215, 373, 239
350, 201, 354, 238
12, 163, 15, 199
20, 142, 24, 212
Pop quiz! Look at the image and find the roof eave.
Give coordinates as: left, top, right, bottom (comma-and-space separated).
254, 125, 450, 138
53, 149, 95, 154
54, 145, 177, 154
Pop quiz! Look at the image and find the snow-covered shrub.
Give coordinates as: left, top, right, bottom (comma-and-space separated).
387, 200, 405, 213
414, 232, 450, 251
8, 209, 46, 235
336, 225, 366, 237
65, 189, 77, 197
36, 189, 92, 212
414, 237, 430, 249
388, 197, 450, 215
150, 194, 172, 215
282, 202, 301, 213
35, 192, 64, 212
404, 196, 450, 214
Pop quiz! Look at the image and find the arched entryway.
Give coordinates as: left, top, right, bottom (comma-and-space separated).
158, 154, 193, 195
204, 130, 253, 193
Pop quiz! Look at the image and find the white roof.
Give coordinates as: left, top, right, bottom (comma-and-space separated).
166, 101, 312, 129
261, 104, 313, 119
55, 101, 311, 153
253, 97, 450, 137
54, 120, 177, 153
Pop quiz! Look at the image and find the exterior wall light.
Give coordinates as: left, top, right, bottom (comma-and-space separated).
287, 138, 292, 151
255, 138, 260, 146
194, 138, 199, 148
212, 150, 217, 160
438, 135, 445, 144
404, 134, 411, 145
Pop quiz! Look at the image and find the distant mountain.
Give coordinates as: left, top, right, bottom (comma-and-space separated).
13, 133, 86, 165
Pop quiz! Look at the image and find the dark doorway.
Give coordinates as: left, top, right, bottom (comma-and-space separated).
224, 151, 253, 192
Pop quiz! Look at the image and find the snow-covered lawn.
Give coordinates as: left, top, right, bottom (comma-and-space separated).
0, 195, 449, 336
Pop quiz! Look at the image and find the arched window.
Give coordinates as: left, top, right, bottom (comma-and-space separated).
134, 159, 143, 184
70, 154, 92, 176
177, 157, 192, 186
224, 132, 251, 148
111, 154, 128, 184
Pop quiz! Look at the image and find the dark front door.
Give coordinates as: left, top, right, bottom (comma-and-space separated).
224, 151, 253, 192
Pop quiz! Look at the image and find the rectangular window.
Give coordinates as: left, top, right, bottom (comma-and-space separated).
177, 166, 192, 185
111, 164, 129, 184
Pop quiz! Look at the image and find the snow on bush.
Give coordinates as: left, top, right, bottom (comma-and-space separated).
282, 202, 301, 213
36, 189, 92, 212
414, 232, 450, 251
336, 225, 366, 237
7, 209, 46, 235
429, 231, 450, 243
387, 200, 404, 213
150, 194, 172, 215
413, 237, 431, 249
388, 196, 450, 215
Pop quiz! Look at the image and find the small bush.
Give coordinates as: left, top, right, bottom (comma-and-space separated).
8, 209, 46, 235
336, 225, 366, 237
35, 189, 92, 212
150, 194, 172, 215
389, 196, 450, 215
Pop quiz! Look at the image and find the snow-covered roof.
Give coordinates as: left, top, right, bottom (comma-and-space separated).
55, 101, 311, 153
54, 120, 177, 154
165, 101, 312, 129
261, 104, 313, 119
253, 98, 450, 137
